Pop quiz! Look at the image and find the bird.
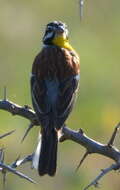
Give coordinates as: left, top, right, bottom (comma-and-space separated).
31, 21, 80, 176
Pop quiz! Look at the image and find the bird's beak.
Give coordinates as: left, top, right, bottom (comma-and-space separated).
57, 25, 65, 33
54, 25, 65, 35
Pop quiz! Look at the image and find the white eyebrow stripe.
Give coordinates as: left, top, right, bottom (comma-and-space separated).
44, 31, 54, 41
47, 26, 53, 29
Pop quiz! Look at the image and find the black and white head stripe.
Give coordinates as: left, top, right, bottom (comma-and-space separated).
47, 21, 68, 32
43, 21, 69, 44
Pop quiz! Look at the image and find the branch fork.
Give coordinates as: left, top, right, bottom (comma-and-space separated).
1, 97, 120, 189
0, 128, 36, 187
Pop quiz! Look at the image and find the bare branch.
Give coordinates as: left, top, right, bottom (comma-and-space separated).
1, 99, 120, 163
0, 99, 38, 125
0, 153, 35, 188
1, 99, 120, 188
0, 126, 35, 185
84, 164, 119, 190
61, 127, 120, 162
0, 162, 36, 184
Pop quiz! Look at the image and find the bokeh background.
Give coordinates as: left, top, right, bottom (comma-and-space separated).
0, 0, 120, 189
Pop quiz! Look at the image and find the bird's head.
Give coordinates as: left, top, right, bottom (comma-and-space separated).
43, 21, 69, 46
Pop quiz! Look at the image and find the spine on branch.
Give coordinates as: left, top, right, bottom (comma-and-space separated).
0, 98, 120, 189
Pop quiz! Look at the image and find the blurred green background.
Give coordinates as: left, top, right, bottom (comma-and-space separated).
0, 0, 120, 189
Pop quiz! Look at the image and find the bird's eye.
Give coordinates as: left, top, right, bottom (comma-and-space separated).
46, 28, 53, 33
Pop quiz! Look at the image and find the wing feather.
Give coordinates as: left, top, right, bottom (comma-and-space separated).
31, 46, 80, 129
55, 75, 80, 129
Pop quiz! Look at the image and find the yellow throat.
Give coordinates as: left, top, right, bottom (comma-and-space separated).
52, 35, 75, 52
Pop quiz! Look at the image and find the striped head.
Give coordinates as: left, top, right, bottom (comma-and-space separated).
43, 21, 69, 45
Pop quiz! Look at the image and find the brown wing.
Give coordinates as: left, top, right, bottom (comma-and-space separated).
55, 74, 80, 129
31, 45, 80, 128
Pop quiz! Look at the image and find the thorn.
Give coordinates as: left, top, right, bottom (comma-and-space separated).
3, 172, 7, 190
75, 151, 89, 172
23, 105, 32, 110
0, 130, 15, 139
0, 149, 4, 162
108, 123, 120, 147
0, 149, 5, 164
78, 128, 84, 134
10, 154, 33, 169
94, 181, 100, 188
79, 0, 84, 20
17, 154, 33, 167
21, 123, 34, 143
3, 86, 7, 101
84, 164, 117, 190
11, 155, 21, 168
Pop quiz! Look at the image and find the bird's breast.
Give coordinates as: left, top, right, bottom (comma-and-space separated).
32, 46, 80, 81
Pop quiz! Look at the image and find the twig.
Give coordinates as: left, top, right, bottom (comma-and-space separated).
84, 164, 119, 190
0, 162, 36, 184
0, 130, 15, 139
0, 153, 35, 188
61, 127, 120, 162
1, 99, 120, 163
0, 99, 38, 125
0, 129, 35, 186
1, 99, 120, 188
0, 150, 35, 186
108, 123, 120, 147
11, 154, 33, 168
0, 149, 6, 188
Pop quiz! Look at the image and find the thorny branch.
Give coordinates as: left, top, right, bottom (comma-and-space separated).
0, 126, 36, 187
84, 164, 119, 190
0, 161, 36, 184
1, 98, 120, 189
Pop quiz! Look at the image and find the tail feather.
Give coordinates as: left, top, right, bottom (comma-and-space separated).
34, 128, 58, 176
47, 130, 58, 176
